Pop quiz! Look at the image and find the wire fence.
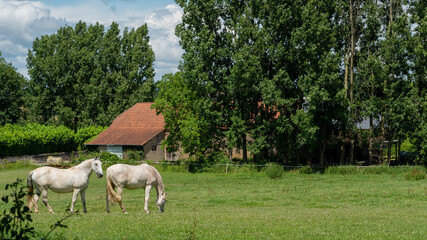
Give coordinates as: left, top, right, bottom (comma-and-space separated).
95, 159, 425, 175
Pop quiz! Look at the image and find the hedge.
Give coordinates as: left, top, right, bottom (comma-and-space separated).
0, 124, 105, 157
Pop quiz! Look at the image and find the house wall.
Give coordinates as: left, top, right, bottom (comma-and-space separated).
98, 145, 107, 152
144, 131, 165, 162
93, 131, 187, 162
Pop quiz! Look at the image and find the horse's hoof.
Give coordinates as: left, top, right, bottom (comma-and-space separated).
124, 211, 128, 214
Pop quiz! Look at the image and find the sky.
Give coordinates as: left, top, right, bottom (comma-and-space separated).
0, 0, 183, 80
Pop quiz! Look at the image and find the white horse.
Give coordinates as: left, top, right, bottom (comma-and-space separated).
106, 163, 167, 214
26, 157, 103, 214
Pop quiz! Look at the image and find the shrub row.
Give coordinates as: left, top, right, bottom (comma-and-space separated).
0, 124, 106, 157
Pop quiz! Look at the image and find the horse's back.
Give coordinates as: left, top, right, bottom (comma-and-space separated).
107, 163, 157, 189
31, 166, 76, 192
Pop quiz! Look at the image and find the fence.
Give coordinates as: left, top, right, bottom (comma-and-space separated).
96, 159, 424, 174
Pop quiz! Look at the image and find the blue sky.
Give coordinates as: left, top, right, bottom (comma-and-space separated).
0, 0, 182, 80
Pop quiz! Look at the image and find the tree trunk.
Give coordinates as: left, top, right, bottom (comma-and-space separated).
368, 115, 374, 165
397, 139, 401, 165
242, 134, 247, 162
380, 115, 385, 164
348, 0, 356, 165
349, 0, 355, 105
387, 137, 392, 165
344, 42, 350, 97
320, 141, 327, 166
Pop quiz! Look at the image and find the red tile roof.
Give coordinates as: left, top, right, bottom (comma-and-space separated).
86, 103, 165, 146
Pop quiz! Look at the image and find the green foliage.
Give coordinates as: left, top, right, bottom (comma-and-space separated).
325, 166, 361, 175
0, 161, 35, 171
404, 169, 426, 181
0, 179, 72, 240
0, 124, 74, 157
0, 51, 26, 126
299, 166, 314, 174
0, 124, 104, 157
0, 179, 35, 240
266, 163, 284, 179
154, 72, 220, 157
126, 150, 145, 161
100, 152, 121, 165
26, 21, 155, 130
74, 126, 106, 150
400, 138, 417, 152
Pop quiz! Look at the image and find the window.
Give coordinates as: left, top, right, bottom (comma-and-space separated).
151, 145, 157, 151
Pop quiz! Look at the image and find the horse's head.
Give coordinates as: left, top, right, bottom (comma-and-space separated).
157, 192, 167, 213
92, 157, 103, 178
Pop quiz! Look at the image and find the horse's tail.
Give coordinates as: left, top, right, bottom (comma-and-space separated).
26, 171, 34, 210
106, 175, 121, 203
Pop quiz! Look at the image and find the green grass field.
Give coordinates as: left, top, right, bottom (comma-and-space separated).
0, 167, 426, 239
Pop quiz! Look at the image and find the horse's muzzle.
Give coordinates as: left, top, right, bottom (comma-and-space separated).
97, 174, 103, 178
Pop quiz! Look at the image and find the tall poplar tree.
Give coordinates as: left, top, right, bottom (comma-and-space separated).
410, 0, 427, 163
27, 21, 155, 130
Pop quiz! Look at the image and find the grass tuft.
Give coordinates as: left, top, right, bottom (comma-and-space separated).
266, 163, 284, 179
404, 169, 426, 180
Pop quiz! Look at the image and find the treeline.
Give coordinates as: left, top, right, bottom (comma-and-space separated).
154, 0, 426, 165
1, 1, 426, 165
1, 21, 155, 131
0, 124, 105, 157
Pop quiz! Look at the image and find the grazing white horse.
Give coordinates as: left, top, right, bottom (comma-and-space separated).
26, 157, 103, 214
106, 163, 167, 214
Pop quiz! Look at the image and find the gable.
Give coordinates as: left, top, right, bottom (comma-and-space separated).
86, 103, 165, 146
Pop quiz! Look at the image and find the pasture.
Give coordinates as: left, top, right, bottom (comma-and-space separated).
1, 167, 426, 239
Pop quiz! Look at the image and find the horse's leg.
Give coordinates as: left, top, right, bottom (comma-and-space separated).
41, 189, 54, 214
144, 185, 152, 214
70, 188, 80, 213
33, 188, 41, 213
116, 187, 127, 214
80, 190, 87, 213
106, 188, 110, 213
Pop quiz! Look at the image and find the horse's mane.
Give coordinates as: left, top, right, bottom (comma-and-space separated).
153, 167, 165, 193
74, 158, 94, 169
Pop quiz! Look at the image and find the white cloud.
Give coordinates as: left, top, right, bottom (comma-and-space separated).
144, 4, 183, 78
0, 0, 66, 78
0, 0, 183, 80
0, 1, 63, 45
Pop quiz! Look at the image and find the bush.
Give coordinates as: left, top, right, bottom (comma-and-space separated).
74, 126, 106, 150
404, 169, 426, 180
101, 152, 121, 166
299, 166, 314, 174
0, 124, 105, 157
126, 150, 145, 161
0, 179, 71, 240
0, 179, 35, 240
266, 163, 284, 179
0, 123, 75, 157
